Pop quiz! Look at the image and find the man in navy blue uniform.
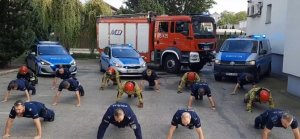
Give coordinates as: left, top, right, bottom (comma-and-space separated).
254, 109, 300, 139
2, 100, 55, 139
52, 66, 72, 89
139, 69, 160, 92
97, 102, 142, 139
2, 79, 36, 102
52, 78, 84, 107
188, 82, 216, 110
167, 109, 205, 139
231, 72, 256, 95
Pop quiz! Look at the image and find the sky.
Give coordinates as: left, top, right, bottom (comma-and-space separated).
81, 0, 247, 14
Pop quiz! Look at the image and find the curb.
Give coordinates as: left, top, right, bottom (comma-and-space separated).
0, 68, 18, 76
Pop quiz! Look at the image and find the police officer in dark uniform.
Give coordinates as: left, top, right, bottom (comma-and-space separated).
140, 69, 160, 92
254, 109, 300, 139
2, 79, 36, 102
52, 78, 84, 107
97, 102, 142, 139
52, 66, 72, 89
17, 65, 38, 86
231, 72, 256, 95
167, 108, 205, 139
188, 82, 216, 110
2, 100, 55, 139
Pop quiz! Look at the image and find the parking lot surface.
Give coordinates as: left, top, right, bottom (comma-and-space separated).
0, 59, 299, 139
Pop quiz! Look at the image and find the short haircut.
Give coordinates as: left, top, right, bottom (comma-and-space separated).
62, 81, 70, 89
197, 88, 205, 95
14, 100, 24, 106
9, 81, 18, 89
282, 112, 293, 123
114, 108, 124, 117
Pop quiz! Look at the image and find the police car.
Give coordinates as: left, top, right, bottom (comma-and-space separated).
214, 35, 272, 81
100, 44, 147, 76
25, 41, 77, 75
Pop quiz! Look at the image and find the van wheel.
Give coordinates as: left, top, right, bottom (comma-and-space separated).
189, 62, 205, 72
266, 63, 271, 76
163, 55, 180, 73
214, 74, 222, 81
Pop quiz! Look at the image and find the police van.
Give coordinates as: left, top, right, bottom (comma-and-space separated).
213, 35, 272, 81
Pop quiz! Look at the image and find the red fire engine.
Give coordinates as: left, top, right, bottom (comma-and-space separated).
96, 12, 216, 73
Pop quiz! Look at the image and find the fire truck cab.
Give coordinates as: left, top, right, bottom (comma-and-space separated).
97, 12, 217, 73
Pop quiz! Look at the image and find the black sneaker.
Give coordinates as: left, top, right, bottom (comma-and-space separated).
32, 92, 36, 95
80, 91, 84, 96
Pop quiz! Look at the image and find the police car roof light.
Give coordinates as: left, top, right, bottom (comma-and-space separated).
248, 34, 266, 39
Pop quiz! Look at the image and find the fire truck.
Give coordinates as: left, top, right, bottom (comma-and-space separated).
96, 12, 216, 73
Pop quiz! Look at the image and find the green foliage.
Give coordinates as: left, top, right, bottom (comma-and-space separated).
0, 0, 36, 65
119, 0, 164, 14
217, 11, 247, 26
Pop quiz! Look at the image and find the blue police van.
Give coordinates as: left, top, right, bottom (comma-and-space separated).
213, 35, 272, 81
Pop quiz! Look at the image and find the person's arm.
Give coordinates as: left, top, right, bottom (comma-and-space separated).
52, 91, 61, 105
97, 111, 111, 139
75, 91, 81, 107
2, 91, 11, 102
262, 127, 271, 139
2, 118, 14, 138
129, 115, 142, 139
246, 91, 255, 112
52, 77, 58, 89
195, 127, 205, 139
292, 127, 300, 139
100, 73, 107, 89
195, 74, 201, 82
139, 80, 145, 91
231, 83, 240, 94
135, 85, 143, 108
188, 96, 195, 109
154, 80, 160, 92
208, 96, 216, 110
166, 125, 176, 139
115, 72, 122, 89
33, 118, 42, 139
268, 94, 275, 109
178, 73, 187, 93
24, 90, 30, 102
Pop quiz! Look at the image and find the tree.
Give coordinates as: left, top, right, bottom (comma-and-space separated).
82, 0, 112, 53
217, 11, 247, 26
119, 0, 164, 14
0, 0, 36, 66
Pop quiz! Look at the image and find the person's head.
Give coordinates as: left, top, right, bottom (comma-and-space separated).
62, 81, 70, 89
187, 72, 196, 81
19, 66, 28, 75
124, 81, 135, 94
106, 67, 115, 76
259, 89, 270, 103
14, 100, 25, 117
114, 108, 125, 123
9, 81, 18, 90
58, 67, 65, 75
181, 112, 191, 126
245, 74, 254, 82
281, 112, 294, 129
146, 69, 152, 76
197, 87, 205, 96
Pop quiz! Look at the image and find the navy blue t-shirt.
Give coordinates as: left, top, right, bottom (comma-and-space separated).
142, 70, 158, 81
237, 73, 255, 85
55, 68, 72, 80
171, 109, 201, 128
9, 101, 45, 119
58, 78, 79, 92
7, 79, 28, 91
190, 83, 212, 98
263, 109, 299, 130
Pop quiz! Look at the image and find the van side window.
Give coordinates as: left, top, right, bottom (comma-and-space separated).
104, 47, 110, 56
176, 22, 189, 36
262, 40, 269, 51
259, 41, 264, 52
159, 22, 169, 33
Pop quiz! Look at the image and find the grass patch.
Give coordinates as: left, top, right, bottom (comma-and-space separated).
72, 53, 99, 59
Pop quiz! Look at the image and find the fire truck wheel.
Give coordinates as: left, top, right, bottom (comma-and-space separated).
189, 63, 205, 72
163, 55, 180, 73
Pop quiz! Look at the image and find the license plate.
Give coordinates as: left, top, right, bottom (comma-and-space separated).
225, 73, 238, 76
127, 69, 138, 73
203, 46, 210, 50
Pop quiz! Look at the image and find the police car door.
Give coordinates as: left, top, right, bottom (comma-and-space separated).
101, 47, 110, 70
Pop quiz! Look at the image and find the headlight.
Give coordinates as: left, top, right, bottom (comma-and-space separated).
71, 60, 76, 65
246, 60, 256, 65
141, 62, 146, 67
113, 62, 122, 68
40, 60, 50, 65
215, 59, 221, 64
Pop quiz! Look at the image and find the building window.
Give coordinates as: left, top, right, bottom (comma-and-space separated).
251, 5, 255, 15
266, 4, 272, 24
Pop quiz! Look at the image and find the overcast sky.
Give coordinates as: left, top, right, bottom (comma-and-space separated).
80, 0, 247, 14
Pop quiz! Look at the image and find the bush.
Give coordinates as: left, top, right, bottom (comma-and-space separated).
72, 53, 99, 59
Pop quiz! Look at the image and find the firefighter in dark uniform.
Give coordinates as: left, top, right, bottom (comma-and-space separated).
177, 72, 201, 93
244, 87, 275, 112
100, 67, 121, 90
52, 66, 72, 89
117, 81, 143, 108
97, 102, 142, 139
167, 108, 205, 139
2, 79, 36, 102
231, 72, 256, 95
52, 78, 84, 107
16, 65, 38, 86
188, 82, 216, 110
254, 109, 300, 139
140, 69, 160, 92
2, 100, 55, 139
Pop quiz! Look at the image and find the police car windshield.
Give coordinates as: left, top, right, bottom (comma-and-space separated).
220, 40, 258, 53
112, 48, 140, 58
38, 46, 68, 55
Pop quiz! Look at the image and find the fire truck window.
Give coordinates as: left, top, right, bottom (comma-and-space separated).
176, 22, 189, 36
171, 22, 175, 33
159, 22, 169, 33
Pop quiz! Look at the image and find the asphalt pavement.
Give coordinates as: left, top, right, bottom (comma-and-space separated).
0, 59, 299, 139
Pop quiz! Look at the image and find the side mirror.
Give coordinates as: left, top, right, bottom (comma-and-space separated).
30, 52, 36, 55
260, 50, 267, 55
